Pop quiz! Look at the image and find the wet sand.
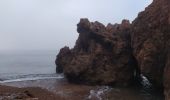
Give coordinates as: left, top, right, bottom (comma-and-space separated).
0, 78, 164, 100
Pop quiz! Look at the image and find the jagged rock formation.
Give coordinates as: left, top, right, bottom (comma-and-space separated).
56, 19, 137, 86
131, 0, 170, 88
131, 0, 170, 99
56, 0, 170, 99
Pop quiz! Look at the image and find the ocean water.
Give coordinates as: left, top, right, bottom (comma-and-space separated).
0, 50, 164, 100
0, 50, 63, 83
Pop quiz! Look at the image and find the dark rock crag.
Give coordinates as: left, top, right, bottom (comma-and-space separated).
56, 0, 170, 99
56, 19, 137, 86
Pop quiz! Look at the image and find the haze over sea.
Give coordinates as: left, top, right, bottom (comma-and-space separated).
0, 0, 152, 84
0, 50, 63, 83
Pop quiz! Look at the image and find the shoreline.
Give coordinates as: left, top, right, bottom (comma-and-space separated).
0, 73, 64, 83
0, 79, 96, 100
0, 78, 164, 100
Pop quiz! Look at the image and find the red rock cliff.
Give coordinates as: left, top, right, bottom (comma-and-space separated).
56, 0, 170, 99
131, 0, 170, 99
56, 19, 137, 86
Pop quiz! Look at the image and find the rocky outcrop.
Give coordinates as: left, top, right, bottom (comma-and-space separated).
56, 0, 170, 99
164, 47, 170, 100
56, 46, 71, 73
164, 54, 170, 100
56, 19, 137, 86
131, 0, 170, 99
131, 0, 170, 88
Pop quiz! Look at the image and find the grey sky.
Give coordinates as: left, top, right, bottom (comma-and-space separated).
0, 0, 152, 51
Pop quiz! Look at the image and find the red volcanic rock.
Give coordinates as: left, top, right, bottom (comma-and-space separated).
131, 0, 170, 99
164, 42, 170, 100
164, 57, 170, 100
131, 0, 170, 88
55, 46, 71, 73
56, 0, 170, 99
56, 18, 137, 86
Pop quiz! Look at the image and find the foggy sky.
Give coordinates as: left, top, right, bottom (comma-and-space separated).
0, 0, 152, 51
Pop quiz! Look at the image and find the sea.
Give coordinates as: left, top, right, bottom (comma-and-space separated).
0, 50, 63, 83
0, 50, 164, 100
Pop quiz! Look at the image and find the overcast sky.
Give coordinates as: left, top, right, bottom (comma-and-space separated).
0, 0, 152, 51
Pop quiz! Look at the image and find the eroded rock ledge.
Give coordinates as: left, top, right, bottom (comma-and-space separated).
56, 0, 170, 99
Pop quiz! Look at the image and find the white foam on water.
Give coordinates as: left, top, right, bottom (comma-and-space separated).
141, 74, 152, 88
0, 74, 64, 83
88, 86, 111, 100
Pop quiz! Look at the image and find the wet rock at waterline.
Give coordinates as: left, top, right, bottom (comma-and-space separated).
164, 58, 170, 100
56, 46, 71, 73
164, 50, 170, 100
56, 18, 137, 86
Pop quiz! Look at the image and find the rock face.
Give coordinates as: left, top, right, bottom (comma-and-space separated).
164, 55, 170, 100
131, 0, 170, 99
164, 41, 170, 100
56, 19, 137, 86
131, 0, 170, 87
56, 0, 170, 99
